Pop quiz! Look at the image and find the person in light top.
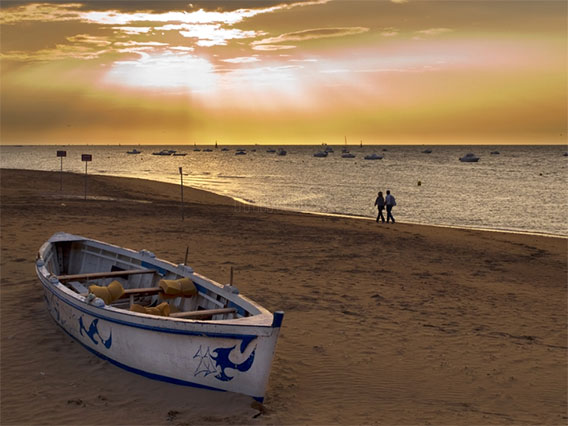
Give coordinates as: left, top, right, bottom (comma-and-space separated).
385, 190, 396, 224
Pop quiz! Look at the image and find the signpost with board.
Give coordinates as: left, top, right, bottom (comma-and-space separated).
179, 167, 184, 221
56, 150, 66, 191
82, 154, 92, 200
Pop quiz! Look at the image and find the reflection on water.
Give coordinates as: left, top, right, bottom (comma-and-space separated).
1, 144, 567, 236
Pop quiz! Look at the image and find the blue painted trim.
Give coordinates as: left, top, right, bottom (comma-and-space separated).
228, 300, 247, 317
41, 280, 263, 341
141, 260, 167, 276
194, 282, 207, 294
50, 317, 264, 402
272, 311, 285, 328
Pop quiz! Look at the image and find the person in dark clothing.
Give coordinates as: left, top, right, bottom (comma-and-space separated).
385, 190, 396, 223
374, 191, 385, 223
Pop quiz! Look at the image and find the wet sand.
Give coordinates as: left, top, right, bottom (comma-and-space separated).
1, 168, 566, 425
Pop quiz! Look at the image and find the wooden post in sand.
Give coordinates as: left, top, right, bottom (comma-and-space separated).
81, 154, 92, 200
179, 167, 184, 221
56, 150, 66, 191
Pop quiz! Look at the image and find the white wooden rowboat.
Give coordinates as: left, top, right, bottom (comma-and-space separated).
35, 232, 284, 402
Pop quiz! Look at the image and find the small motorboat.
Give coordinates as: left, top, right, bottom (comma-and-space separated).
341, 152, 355, 158
266, 149, 276, 153
459, 153, 480, 162
277, 149, 287, 156
203, 148, 213, 152
152, 150, 175, 156
490, 151, 500, 155
364, 153, 384, 160
313, 151, 328, 158
221, 148, 229, 152
36, 233, 283, 402
126, 149, 141, 154
235, 149, 246, 155
422, 149, 432, 154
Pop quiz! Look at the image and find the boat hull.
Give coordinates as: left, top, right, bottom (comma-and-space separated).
36, 235, 283, 402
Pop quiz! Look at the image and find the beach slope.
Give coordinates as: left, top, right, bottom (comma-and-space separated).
1, 169, 566, 425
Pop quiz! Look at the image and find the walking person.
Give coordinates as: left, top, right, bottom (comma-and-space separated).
374, 191, 385, 223
385, 189, 396, 223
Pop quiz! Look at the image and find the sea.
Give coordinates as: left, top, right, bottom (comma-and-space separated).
1, 144, 567, 237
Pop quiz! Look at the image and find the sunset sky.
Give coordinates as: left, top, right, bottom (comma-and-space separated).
1, 0, 566, 145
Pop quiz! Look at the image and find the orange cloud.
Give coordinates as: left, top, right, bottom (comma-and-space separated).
252, 27, 369, 50
0, 3, 83, 24
66, 34, 112, 46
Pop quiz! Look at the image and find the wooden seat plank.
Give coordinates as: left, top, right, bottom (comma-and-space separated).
170, 307, 237, 319
57, 269, 156, 282
68, 281, 89, 294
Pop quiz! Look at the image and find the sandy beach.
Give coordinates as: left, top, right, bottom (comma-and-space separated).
1, 168, 566, 425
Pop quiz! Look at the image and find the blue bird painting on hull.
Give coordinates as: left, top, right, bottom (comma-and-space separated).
79, 317, 112, 349
211, 345, 256, 381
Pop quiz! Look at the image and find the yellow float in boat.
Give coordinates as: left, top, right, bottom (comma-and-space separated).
130, 302, 171, 317
159, 277, 197, 298
88, 280, 124, 304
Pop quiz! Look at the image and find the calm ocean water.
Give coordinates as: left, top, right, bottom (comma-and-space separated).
1, 144, 567, 236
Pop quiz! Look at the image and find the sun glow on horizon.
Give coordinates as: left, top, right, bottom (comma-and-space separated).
1, 1, 566, 145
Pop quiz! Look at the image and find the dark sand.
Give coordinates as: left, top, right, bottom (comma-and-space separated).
1, 169, 566, 425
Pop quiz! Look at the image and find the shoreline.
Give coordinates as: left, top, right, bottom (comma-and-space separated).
3, 167, 566, 239
233, 191, 568, 238
299, 209, 567, 239
2, 168, 567, 425
3, 143, 568, 146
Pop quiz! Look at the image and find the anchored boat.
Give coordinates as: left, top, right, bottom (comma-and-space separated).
364, 153, 384, 160
459, 153, 480, 162
35, 232, 284, 402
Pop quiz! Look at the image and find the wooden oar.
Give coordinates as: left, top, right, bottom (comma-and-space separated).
57, 268, 156, 282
